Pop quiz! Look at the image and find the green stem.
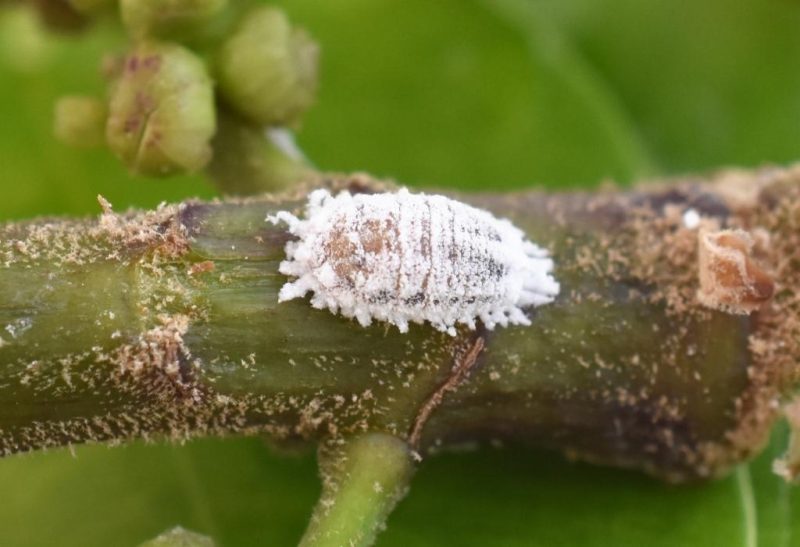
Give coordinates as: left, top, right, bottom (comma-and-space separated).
205, 107, 317, 195
138, 526, 215, 547
0, 168, 796, 486
300, 433, 415, 547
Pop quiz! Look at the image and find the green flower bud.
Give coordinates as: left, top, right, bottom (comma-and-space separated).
106, 41, 216, 177
53, 95, 107, 147
216, 6, 319, 127
120, 0, 227, 39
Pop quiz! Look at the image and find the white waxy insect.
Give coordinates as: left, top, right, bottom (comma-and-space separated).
268, 188, 560, 336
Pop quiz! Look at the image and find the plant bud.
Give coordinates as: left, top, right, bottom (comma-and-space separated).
216, 6, 319, 127
106, 41, 216, 176
53, 95, 107, 148
120, 0, 227, 39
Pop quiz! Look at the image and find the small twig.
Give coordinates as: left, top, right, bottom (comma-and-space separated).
300, 433, 415, 547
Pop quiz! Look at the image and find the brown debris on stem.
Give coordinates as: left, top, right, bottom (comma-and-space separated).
773, 398, 800, 482
697, 229, 774, 314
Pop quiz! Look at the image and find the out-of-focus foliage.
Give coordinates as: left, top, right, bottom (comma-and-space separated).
139, 526, 216, 547
0, 0, 798, 545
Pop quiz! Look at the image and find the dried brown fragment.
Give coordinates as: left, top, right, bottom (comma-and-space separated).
188, 260, 215, 276
697, 229, 774, 314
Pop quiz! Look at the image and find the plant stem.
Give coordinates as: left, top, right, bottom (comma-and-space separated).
299, 433, 415, 547
0, 167, 797, 486
138, 526, 215, 547
205, 107, 317, 195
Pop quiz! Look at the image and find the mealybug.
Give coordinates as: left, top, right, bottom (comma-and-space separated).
269, 189, 559, 335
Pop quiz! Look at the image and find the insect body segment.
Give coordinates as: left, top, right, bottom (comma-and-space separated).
269, 189, 559, 335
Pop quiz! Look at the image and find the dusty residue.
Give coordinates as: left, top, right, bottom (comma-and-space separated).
0, 195, 190, 269
110, 314, 192, 379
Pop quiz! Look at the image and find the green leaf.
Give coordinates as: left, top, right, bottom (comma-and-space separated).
279, 0, 654, 189
0, 439, 318, 546
0, 0, 797, 545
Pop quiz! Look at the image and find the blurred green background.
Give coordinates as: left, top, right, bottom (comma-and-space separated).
0, 0, 798, 545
